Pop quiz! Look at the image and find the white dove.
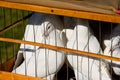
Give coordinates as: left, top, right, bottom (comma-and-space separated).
13, 13, 46, 69
12, 13, 65, 80
104, 24, 120, 76
65, 18, 111, 80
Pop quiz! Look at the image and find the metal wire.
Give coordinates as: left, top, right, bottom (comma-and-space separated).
110, 22, 113, 80
21, 10, 27, 76
1, 7, 120, 80
14, 9, 18, 73
43, 17, 48, 79
3, 7, 8, 71
33, 23, 37, 77
0, 43, 2, 70
64, 17, 69, 80
87, 19, 90, 80
10, 8, 16, 73
0, 7, 2, 69
55, 19, 58, 80
76, 18, 79, 80
98, 21, 102, 80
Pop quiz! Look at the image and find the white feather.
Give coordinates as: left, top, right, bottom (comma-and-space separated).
13, 13, 45, 69
65, 18, 111, 80
104, 24, 120, 75
12, 13, 65, 80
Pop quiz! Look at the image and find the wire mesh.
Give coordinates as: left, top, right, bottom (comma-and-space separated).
0, 6, 120, 80
0, 7, 30, 71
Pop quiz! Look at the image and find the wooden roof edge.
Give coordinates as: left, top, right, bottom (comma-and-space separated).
0, 1, 120, 23
0, 71, 44, 80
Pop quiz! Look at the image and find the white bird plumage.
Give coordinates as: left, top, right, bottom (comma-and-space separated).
12, 13, 65, 80
12, 13, 45, 69
63, 17, 111, 80
104, 24, 120, 76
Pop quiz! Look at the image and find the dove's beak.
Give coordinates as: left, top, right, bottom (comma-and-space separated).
42, 31, 49, 37
110, 45, 119, 52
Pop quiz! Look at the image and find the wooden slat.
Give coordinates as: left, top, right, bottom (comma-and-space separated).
0, 1, 120, 23
0, 71, 44, 80
0, 37, 120, 62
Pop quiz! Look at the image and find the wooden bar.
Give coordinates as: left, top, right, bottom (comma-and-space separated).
0, 1, 120, 23
0, 71, 44, 80
0, 37, 120, 62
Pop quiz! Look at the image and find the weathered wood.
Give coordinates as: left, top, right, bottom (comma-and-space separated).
0, 71, 44, 80
0, 1, 120, 23
0, 37, 120, 62
3, 0, 119, 14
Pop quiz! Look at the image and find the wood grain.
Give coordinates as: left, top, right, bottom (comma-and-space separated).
0, 71, 44, 80
0, 1, 120, 23
0, 37, 120, 62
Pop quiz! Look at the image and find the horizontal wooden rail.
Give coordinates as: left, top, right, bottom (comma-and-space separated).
0, 1, 120, 23
0, 71, 44, 80
0, 37, 120, 62
0, 13, 33, 35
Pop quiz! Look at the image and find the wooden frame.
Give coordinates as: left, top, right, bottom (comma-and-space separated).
0, 71, 44, 80
0, 0, 120, 23
0, 0, 120, 79
0, 37, 120, 62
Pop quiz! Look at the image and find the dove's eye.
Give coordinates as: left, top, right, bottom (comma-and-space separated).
46, 23, 52, 31
47, 26, 51, 30
46, 23, 54, 34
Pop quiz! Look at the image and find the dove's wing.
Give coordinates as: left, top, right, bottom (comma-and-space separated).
66, 18, 110, 80
13, 13, 65, 80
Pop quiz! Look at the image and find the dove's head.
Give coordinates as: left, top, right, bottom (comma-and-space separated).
104, 36, 120, 76
40, 15, 65, 46
104, 36, 120, 56
41, 15, 64, 38
42, 21, 55, 37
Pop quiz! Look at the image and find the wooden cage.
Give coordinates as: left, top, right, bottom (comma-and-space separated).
0, 0, 120, 80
